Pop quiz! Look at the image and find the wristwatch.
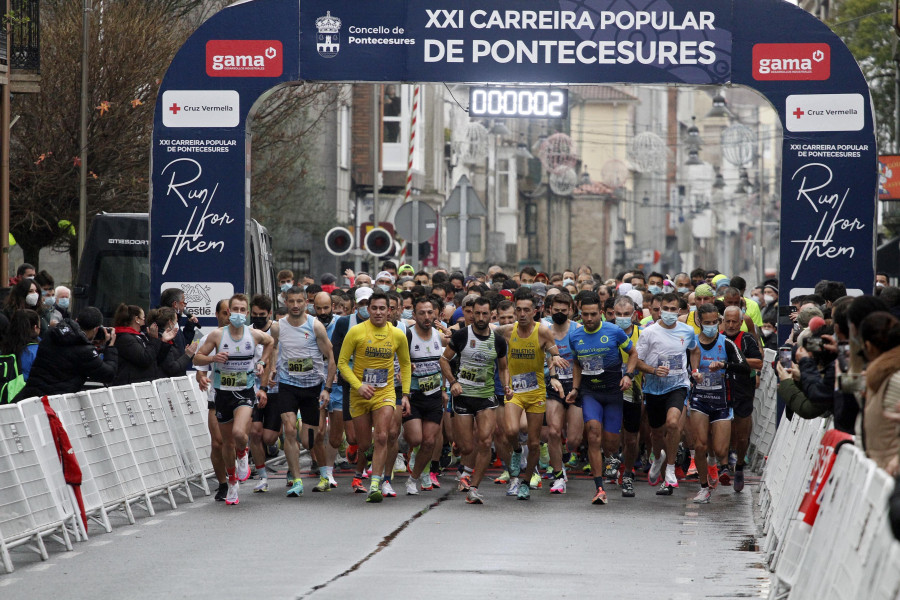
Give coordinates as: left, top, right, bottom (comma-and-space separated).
549, 375, 559, 381
324, 386, 333, 393
258, 361, 267, 368
259, 386, 268, 392
624, 372, 636, 379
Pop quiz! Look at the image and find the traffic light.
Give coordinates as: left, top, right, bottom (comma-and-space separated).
324, 227, 353, 256
405, 241, 431, 258
364, 227, 394, 257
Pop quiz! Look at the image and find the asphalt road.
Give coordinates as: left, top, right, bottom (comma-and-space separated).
1, 462, 771, 600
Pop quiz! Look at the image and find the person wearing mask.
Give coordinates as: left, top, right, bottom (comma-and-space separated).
4, 277, 44, 335
159, 287, 199, 356
35, 270, 63, 328
54, 286, 72, 320
113, 303, 173, 385
14, 306, 118, 401
0, 309, 40, 399
8, 263, 35, 287
760, 284, 779, 324
859, 312, 900, 474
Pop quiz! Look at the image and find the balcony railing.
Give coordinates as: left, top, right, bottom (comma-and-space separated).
9, 0, 39, 72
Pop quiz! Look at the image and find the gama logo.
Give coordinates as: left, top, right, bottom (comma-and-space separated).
206, 40, 283, 78
752, 43, 830, 81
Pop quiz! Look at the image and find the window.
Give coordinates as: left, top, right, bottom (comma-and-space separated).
382, 84, 424, 172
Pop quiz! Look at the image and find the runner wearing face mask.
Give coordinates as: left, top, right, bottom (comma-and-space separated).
247, 295, 280, 493
635, 293, 698, 496
542, 293, 582, 495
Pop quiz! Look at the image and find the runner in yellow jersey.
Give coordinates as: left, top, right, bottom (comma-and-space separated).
337, 290, 411, 503
681, 283, 717, 334
494, 288, 568, 500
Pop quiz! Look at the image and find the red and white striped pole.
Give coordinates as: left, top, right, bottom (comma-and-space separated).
399, 85, 420, 262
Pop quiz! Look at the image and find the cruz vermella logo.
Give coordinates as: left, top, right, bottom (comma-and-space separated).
206, 40, 283, 77
752, 43, 830, 81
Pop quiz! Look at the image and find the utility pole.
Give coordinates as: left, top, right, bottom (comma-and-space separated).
78, 0, 92, 263
1, 0, 11, 286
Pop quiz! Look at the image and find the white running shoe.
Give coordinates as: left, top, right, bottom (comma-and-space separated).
236, 452, 250, 482
253, 477, 268, 493
381, 480, 397, 498
648, 450, 666, 486
692, 486, 712, 504
664, 467, 679, 488
506, 478, 520, 496
406, 476, 419, 495
327, 473, 338, 488
393, 455, 407, 474
420, 471, 433, 491
550, 477, 567, 494
225, 480, 239, 505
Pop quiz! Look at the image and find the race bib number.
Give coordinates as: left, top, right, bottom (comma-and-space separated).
459, 365, 490, 387
418, 373, 442, 395
557, 361, 574, 380
412, 360, 440, 377
661, 353, 685, 376
697, 371, 725, 391
580, 355, 605, 376
363, 368, 389, 388
220, 371, 248, 390
288, 358, 314, 374
511, 372, 539, 394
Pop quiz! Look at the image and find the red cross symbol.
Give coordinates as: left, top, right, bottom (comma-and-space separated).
792, 107, 804, 119
169, 103, 181, 115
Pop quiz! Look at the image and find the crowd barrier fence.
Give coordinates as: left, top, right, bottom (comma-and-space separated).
0, 377, 215, 573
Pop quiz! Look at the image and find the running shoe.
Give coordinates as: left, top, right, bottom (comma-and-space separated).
582, 463, 592, 474
734, 470, 745, 493
675, 466, 686, 480
707, 465, 719, 490
466, 487, 485, 504
286, 477, 293, 488
236, 452, 250, 482
286, 478, 304, 497
550, 477, 567, 494
393, 455, 407, 474
347, 444, 359, 465
648, 450, 666, 486
381, 480, 397, 498
313, 476, 330, 492
718, 465, 732, 487
566, 454, 579, 468
692, 486, 712, 504
253, 477, 269, 493
366, 484, 383, 503
591, 487, 608, 505
420, 471, 433, 491
335, 457, 351, 471
429, 472, 441, 489
215, 482, 228, 501
328, 472, 338, 488
225, 479, 239, 505
457, 474, 472, 492
728, 450, 738, 468
494, 470, 510, 484
352, 477, 367, 494
506, 478, 520, 496
406, 476, 419, 495
655, 482, 675, 496
539, 443, 550, 470
686, 457, 698, 479
517, 482, 531, 500
604, 456, 621, 483
529, 472, 542, 490
664, 469, 679, 488
621, 475, 635, 498
509, 452, 522, 478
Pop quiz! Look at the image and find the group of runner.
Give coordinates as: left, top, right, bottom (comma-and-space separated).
193, 265, 764, 506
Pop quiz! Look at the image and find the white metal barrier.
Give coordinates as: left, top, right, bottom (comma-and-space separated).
749, 348, 779, 471
0, 377, 214, 573
0, 399, 80, 573
761, 416, 900, 599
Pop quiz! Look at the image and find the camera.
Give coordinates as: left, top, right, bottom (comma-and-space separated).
801, 323, 834, 355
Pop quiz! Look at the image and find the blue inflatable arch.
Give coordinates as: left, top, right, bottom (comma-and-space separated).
150, 0, 876, 328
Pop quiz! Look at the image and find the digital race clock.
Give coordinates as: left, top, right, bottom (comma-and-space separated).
468, 87, 568, 119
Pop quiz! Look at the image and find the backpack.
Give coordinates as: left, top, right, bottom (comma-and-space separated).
0, 352, 25, 404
